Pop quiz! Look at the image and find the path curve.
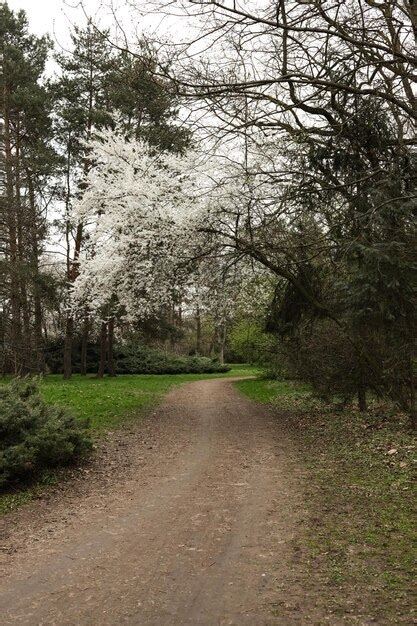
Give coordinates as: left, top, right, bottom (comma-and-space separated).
0, 378, 310, 625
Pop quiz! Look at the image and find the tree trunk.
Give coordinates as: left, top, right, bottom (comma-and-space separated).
3, 87, 22, 374
33, 292, 45, 374
219, 343, 225, 366
80, 315, 89, 376
219, 322, 226, 366
195, 305, 202, 355
357, 355, 367, 412
27, 174, 45, 374
406, 0, 417, 43
97, 321, 108, 378
107, 317, 116, 377
208, 330, 216, 357
15, 117, 31, 374
409, 357, 416, 430
170, 303, 176, 351
63, 189, 84, 380
355, 342, 367, 412
0, 310, 6, 376
63, 317, 73, 379
357, 380, 367, 412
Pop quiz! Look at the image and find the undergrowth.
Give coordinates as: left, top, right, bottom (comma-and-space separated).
237, 379, 416, 623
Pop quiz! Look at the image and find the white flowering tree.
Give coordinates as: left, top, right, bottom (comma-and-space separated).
71, 129, 203, 374
72, 128, 276, 370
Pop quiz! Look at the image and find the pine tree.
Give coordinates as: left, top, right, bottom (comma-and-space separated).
106, 48, 190, 152
0, 3, 56, 374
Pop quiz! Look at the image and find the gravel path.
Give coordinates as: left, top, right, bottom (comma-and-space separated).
0, 378, 315, 625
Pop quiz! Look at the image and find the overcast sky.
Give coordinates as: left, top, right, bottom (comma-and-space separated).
8, 0, 88, 44
6, 0, 188, 49
6, 0, 171, 75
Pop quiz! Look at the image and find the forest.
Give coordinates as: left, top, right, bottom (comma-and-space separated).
0, 2, 415, 415
0, 1, 416, 622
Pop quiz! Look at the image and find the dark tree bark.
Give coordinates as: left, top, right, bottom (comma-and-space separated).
80, 315, 89, 376
195, 305, 202, 355
208, 330, 216, 357
107, 317, 116, 377
27, 175, 45, 374
97, 321, 108, 378
33, 291, 45, 375
355, 345, 367, 412
15, 116, 32, 374
63, 317, 73, 379
3, 86, 22, 374
357, 379, 367, 413
409, 357, 416, 430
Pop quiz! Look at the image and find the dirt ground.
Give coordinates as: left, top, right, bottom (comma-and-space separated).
0, 378, 328, 625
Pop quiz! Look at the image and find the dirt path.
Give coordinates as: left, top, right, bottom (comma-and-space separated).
0, 378, 316, 625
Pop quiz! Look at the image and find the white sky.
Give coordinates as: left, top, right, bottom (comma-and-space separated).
6, 0, 189, 50
6, 0, 166, 75
8, 0, 90, 44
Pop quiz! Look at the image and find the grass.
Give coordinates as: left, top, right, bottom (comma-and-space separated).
235, 377, 310, 403
236, 378, 416, 623
37, 364, 259, 431
0, 364, 259, 513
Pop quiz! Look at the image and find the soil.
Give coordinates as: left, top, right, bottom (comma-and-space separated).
0, 378, 327, 625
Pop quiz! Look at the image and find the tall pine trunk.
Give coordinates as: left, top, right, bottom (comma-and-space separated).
27, 176, 45, 374
355, 339, 367, 412
15, 118, 32, 373
63, 144, 73, 379
357, 377, 367, 412
3, 88, 22, 374
63, 184, 85, 379
33, 292, 45, 374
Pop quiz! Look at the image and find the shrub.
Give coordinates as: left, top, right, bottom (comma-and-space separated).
287, 322, 358, 402
115, 345, 230, 375
44, 338, 230, 375
0, 379, 92, 489
261, 343, 295, 381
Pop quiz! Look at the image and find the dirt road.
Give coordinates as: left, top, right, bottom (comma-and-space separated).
0, 378, 313, 625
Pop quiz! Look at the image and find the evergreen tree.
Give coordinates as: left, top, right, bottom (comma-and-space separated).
0, 3, 57, 374
106, 48, 189, 152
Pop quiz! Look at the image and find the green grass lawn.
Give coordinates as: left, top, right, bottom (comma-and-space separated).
235, 377, 310, 403
236, 377, 416, 622
38, 364, 260, 432
0, 364, 259, 514
1, 364, 260, 433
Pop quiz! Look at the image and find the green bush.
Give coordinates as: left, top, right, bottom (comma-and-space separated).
0, 379, 92, 489
115, 346, 230, 375
44, 338, 230, 375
